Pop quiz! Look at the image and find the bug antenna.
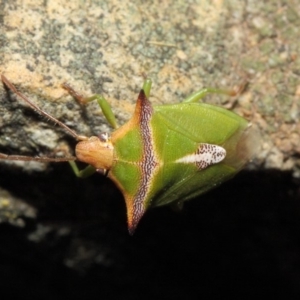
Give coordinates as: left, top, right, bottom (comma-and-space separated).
0, 152, 77, 162
1, 75, 88, 142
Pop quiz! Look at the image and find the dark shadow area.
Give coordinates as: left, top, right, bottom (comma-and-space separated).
0, 164, 300, 299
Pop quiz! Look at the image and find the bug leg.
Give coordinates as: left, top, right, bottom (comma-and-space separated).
182, 82, 247, 103
69, 161, 96, 178
62, 83, 118, 129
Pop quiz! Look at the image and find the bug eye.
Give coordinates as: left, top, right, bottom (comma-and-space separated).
98, 133, 109, 142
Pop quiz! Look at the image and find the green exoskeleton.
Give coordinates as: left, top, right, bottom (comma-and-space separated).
0, 75, 258, 233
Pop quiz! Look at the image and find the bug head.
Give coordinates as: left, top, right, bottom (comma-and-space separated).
75, 134, 114, 170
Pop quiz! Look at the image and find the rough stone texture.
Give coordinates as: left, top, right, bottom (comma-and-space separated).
0, 0, 299, 174
0, 1, 300, 299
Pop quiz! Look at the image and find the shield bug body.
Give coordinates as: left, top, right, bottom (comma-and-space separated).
0, 76, 258, 233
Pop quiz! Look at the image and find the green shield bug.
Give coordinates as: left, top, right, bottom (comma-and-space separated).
0, 75, 258, 234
